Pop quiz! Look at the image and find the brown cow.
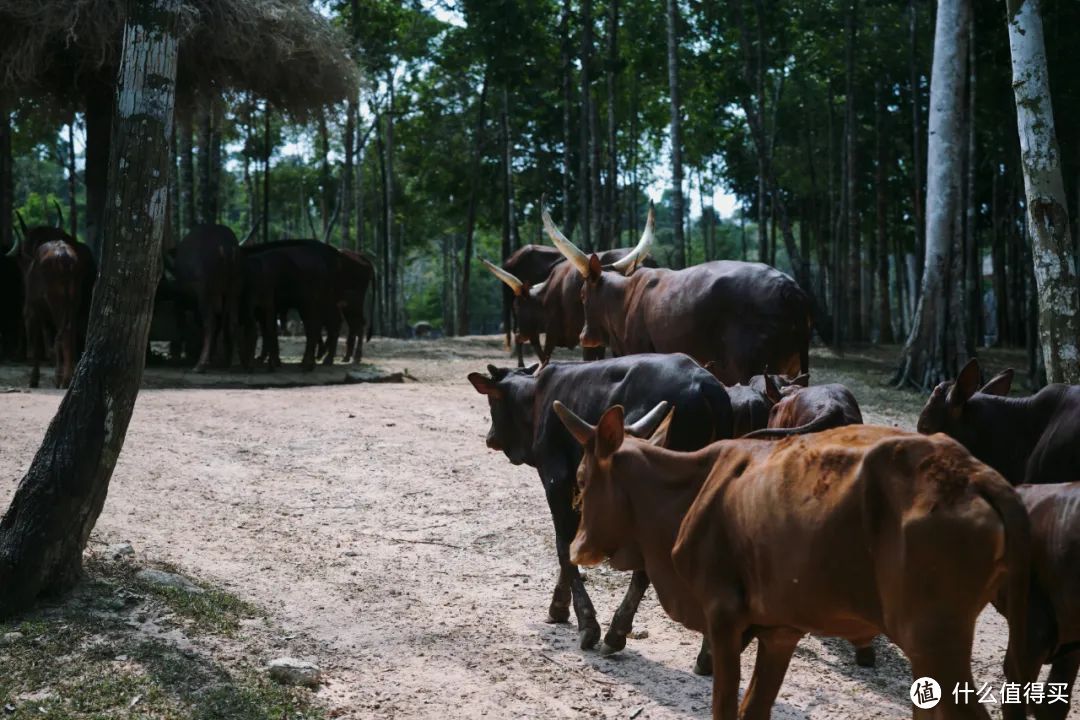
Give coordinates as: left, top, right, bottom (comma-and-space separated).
173, 224, 241, 373
501, 244, 566, 365
917, 358, 1080, 487
483, 242, 654, 365
1007, 483, 1080, 719
743, 378, 863, 439
544, 205, 812, 384
554, 409, 1031, 720
20, 239, 92, 388
339, 249, 376, 364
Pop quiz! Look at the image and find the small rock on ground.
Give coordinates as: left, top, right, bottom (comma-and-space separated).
0, 632, 23, 647
104, 542, 135, 560
135, 569, 204, 594
267, 657, 322, 688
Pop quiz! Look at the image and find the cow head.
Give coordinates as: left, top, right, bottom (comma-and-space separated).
543, 202, 654, 350
481, 258, 549, 346
553, 400, 672, 567
468, 363, 541, 465
917, 358, 1014, 443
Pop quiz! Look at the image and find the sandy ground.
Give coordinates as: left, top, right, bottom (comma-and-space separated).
0, 337, 1042, 719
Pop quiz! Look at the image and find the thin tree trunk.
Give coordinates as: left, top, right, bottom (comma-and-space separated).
895, 0, 970, 389
501, 85, 514, 348
605, 0, 619, 249
343, 99, 356, 249
665, 0, 685, 267
579, 0, 593, 251
845, 0, 861, 341
0, 0, 180, 617
876, 82, 894, 343
965, 21, 980, 348
385, 70, 396, 336
84, 78, 113, 259
178, 110, 194, 235
318, 109, 332, 241
1005, 0, 1080, 382
197, 97, 212, 224
561, 0, 574, 232
991, 166, 1006, 344
0, 103, 11, 254
67, 120, 78, 239
262, 104, 271, 244
458, 75, 488, 335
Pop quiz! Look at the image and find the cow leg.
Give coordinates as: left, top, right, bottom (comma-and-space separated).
854, 640, 876, 668
695, 637, 714, 675
739, 627, 802, 720
601, 570, 650, 655
298, 306, 319, 371
321, 308, 342, 365
546, 565, 572, 624
516, 338, 525, 368
903, 621, 988, 719
705, 610, 745, 720
544, 476, 600, 649
193, 300, 217, 374
26, 313, 41, 389
1034, 651, 1080, 720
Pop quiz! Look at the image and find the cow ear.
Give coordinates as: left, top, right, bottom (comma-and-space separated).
587, 254, 603, 283
763, 374, 782, 404
792, 373, 810, 387
979, 368, 1014, 397
468, 372, 503, 399
947, 358, 981, 406
595, 405, 625, 459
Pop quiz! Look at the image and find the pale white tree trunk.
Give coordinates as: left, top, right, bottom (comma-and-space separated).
895, 0, 969, 389
1006, 0, 1080, 384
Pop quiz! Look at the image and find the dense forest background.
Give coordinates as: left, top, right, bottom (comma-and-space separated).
6, 0, 1079, 380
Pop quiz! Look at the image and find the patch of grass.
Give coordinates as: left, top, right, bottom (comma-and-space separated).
0, 558, 324, 720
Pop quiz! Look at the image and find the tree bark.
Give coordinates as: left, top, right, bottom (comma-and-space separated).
965, 21, 980, 348
500, 86, 515, 348
384, 70, 397, 336
875, 82, 894, 343
318, 109, 333, 241
0, 0, 179, 618
895, 0, 970, 389
665, 0, 685, 267
1005, 0, 1080, 383
579, 0, 593, 251
459, 75, 488, 336
262, 104, 271, 245
605, 0, 619, 249
844, 0, 861, 341
909, 0, 925, 286
343, 99, 355, 249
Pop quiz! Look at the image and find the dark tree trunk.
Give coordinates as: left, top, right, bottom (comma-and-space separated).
67, 119, 78, 240
964, 22, 979, 348
0, 0, 180, 618
318, 109, 333, 241
561, 0, 574, 231
343, 99, 355, 249
875, 82, 894, 343
909, 0, 925, 285
501, 85, 515, 348
196, 98, 213, 225
459, 74, 488, 335
991, 167, 1006, 345
178, 110, 194, 235
84, 78, 113, 260
385, 71, 397, 336
0, 102, 11, 254
262, 105, 271, 245
665, 0, 684, 266
605, 0, 619, 248
844, 0, 860, 342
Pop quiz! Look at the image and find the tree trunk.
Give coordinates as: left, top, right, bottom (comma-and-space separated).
1005, 0, 1080, 383
501, 85, 515, 348
844, 0, 861, 342
965, 21, 980, 348
262, 104, 271, 245
67, 120, 78, 240
875, 82, 894, 343
0, 0, 179, 618
561, 0, 574, 232
384, 71, 396, 336
84, 78, 113, 259
0, 102, 11, 255
578, 0, 593, 251
318, 109, 333, 241
909, 0, 925, 286
458, 75, 488, 336
895, 0, 970, 389
196, 98, 212, 224
342, 100, 354, 248
665, 0, 685, 267
605, 0, 619, 249
178, 110, 194, 235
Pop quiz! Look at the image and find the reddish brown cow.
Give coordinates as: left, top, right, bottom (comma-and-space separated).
554, 411, 1031, 720
743, 378, 863, 439
483, 243, 655, 365
501, 244, 565, 365
339, 249, 376, 364
917, 358, 1080, 487
544, 206, 812, 384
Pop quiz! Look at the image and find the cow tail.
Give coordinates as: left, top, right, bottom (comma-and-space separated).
975, 475, 1032, 689
741, 413, 835, 440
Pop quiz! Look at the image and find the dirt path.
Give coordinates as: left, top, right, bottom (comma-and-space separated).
0, 338, 1024, 718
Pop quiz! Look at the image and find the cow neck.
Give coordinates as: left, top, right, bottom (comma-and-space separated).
969, 392, 1051, 484
612, 440, 723, 629
598, 271, 631, 353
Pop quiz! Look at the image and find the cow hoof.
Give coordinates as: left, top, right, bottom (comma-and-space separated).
545, 608, 570, 625
601, 631, 627, 655
855, 646, 876, 668
578, 624, 601, 650
693, 654, 713, 676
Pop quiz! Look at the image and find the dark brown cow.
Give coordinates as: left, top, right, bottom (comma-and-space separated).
501, 244, 565, 365
173, 224, 241, 373
483, 244, 656, 365
917, 358, 1080, 486
743, 379, 863, 439
340, 249, 376, 364
19, 238, 93, 388
555, 412, 1031, 720
544, 206, 812, 384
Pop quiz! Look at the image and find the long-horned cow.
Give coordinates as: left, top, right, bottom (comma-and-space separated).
544, 204, 812, 384
482, 241, 655, 365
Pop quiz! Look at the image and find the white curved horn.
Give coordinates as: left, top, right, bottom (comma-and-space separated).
611, 202, 655, 275
481, 258, 524, 296
625, 400, 670, 438
542, 204, 590, 277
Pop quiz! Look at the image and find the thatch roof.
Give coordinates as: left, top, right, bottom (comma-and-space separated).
0, 0, 358, 113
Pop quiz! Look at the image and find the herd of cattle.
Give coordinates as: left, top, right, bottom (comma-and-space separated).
0, 210, 375, 387
470, 207, 1080, 718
